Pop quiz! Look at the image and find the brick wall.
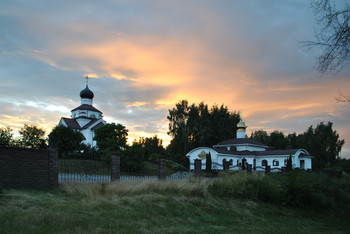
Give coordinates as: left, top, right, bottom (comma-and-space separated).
0, 147, 58, 189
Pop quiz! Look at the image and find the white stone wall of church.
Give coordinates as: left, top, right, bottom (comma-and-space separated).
81, 129, 97, 148
76, 118, 91, 127
236, 130, 245, 139
304, 158, 312, 169
72, 110, 101, 119
187, 147, 218, 170
236, 146, 266, 152
299, 157, 312, 170
255, 157, 286, 168
81, 98, 92, 105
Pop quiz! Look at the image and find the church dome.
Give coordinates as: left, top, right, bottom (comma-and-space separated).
237, 119, 247, 130
80, 85, 94, 99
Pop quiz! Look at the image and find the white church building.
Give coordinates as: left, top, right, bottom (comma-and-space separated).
186, 120, 312, 171
58, 81, 106, 147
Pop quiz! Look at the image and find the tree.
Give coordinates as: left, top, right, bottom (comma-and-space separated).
250, 130, 288, 150
93, 123, 128, 160
166, 100, 240, 165
250, 130, 269, 145
210, 104, 240, 144
18, 124, 46, 149
336, 91, 350, 105
206, 152, 212, 172
286, 155, 293, 171
133, 135, 165, 161
48, 125, 84, 157
268, 131, 288, 150
122, 143, 145, 173
296, 122, 344, 169
303, 0, 350, 72
0, 126, 14, 146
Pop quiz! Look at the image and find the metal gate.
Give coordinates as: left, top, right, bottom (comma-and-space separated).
59, 152, 110, 183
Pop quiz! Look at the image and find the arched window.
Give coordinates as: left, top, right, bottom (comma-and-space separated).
262, 160, 268, 166
273, 160, 279, 166
229, 159, 233, 165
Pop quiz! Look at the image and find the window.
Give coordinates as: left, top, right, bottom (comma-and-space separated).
284, 159, 288, 166
273, 160, 279, 166
229, 159, 233, 165
262, 160, 268, 166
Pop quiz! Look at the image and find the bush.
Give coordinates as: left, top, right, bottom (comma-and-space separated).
208, 171, 350, 216
166, 160, 187, 171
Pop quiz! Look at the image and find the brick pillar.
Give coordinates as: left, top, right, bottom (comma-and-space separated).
194, 159, 202, 177
247, 164, 252, 173
48, 147, 59, 188
111, 153, 121, 181
158, 158, 166, 180
223, 161, 230, 171
265, 165, 270, 174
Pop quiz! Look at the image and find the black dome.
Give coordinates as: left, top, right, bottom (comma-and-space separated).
80, 86, 94, 99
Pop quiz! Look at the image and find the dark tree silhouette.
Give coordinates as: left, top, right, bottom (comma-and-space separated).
48, 125, 84, 156
0, 127, 13, 146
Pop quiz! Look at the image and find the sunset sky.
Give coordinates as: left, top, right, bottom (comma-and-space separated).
1, 0, 349, 158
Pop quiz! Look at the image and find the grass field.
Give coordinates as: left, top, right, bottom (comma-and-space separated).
0, 179, 349, 233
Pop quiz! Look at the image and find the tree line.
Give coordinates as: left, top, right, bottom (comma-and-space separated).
250, 122, 345, 170
0, 124, 46, 149
0, 99, 347, 171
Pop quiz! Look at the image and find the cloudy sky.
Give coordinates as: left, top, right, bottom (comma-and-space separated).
1, 0, 349, 157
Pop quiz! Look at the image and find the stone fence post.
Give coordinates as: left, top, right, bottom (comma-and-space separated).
246, 164, 252, 173
158, 158, 166, 180
194, 159, 202, 177
223, 161, 230, 171
111, 153, 121, 181
48, 147, 59, 188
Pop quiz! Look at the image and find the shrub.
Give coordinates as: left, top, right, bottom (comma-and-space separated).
166, 160, 187, 171
208, 171, 350, 216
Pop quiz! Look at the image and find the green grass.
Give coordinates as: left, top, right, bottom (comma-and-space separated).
0, 179, 349, 233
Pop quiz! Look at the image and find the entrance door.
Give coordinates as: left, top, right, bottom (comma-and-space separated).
300, 160, 305, 170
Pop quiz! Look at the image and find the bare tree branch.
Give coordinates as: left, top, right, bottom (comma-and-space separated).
302, 0, 350, 72
336, 91, 350, 105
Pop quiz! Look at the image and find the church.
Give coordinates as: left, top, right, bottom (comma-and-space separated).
58, 78, 106, 147
186, 120, 312, 171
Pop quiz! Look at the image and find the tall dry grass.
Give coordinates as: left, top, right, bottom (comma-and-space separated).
60, 178, 213, 198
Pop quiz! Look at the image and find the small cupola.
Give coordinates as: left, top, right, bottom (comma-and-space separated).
236, 119, 247, 139
80, 85, 94, 99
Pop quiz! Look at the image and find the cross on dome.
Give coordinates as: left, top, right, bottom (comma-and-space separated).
85, 75, 89, 86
